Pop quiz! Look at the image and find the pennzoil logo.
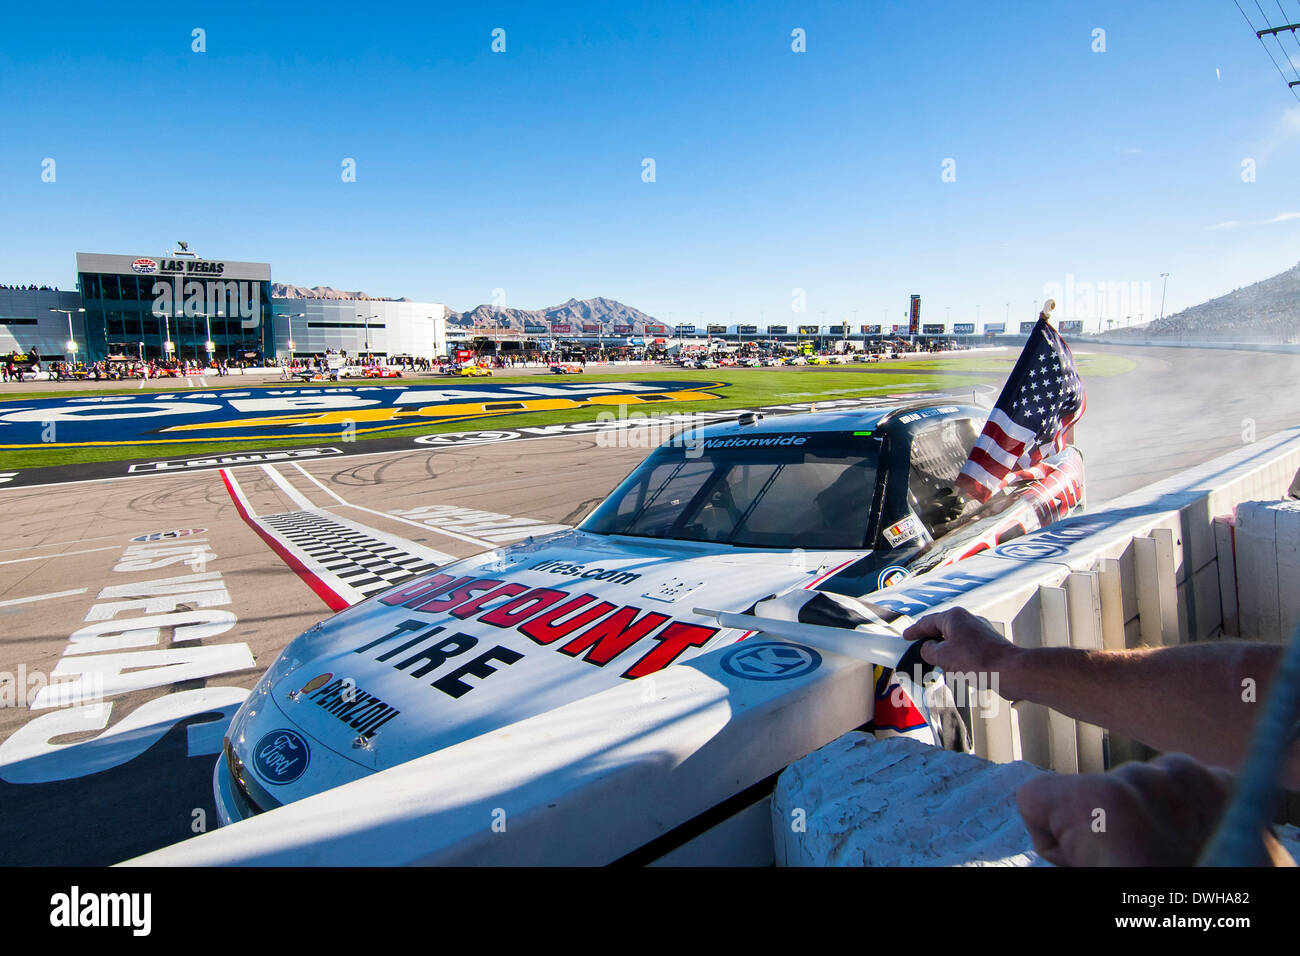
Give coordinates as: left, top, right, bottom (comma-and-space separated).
304, 675, 401, 738
131, 258, 158, 274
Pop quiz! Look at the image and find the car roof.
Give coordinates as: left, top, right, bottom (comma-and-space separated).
676, 400, 985, 445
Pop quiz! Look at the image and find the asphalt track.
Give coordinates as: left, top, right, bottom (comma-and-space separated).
0, 344, 1297, 864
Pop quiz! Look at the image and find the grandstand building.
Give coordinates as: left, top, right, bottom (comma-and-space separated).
0, 250, 448, 364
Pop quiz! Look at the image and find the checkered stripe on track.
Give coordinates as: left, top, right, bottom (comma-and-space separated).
258, 510, 446, 599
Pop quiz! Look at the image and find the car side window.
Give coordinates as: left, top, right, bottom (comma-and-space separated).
907, 418, 980, 536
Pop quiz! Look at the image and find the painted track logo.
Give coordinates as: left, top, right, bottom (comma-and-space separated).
0, 380, 728, 448
131, 258, 158, 274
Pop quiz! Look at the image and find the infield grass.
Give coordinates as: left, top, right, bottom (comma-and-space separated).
0, 352, 1135, 470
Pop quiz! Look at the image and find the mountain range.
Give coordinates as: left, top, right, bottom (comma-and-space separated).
272, 283, 411, 302
271, 286, 660, 333
447, 297, 660, 332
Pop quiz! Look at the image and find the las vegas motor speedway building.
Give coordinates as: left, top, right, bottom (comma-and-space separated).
0, 251, 449, 364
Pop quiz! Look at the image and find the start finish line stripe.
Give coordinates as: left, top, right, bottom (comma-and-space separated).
220, 468, 352, 612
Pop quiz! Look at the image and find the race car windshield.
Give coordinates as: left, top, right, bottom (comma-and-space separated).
582, 431, 881, 549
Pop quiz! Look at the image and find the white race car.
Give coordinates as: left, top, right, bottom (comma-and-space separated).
215, 399, 1084, 823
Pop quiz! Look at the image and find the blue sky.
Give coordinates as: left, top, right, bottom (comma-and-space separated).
3, 0, 1300, 328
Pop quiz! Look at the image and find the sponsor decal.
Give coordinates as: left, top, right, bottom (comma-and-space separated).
701, 435, 807, 450
130, 528, 207, 542
720, 641, 822, 681
993, 540, 1068, 560
883, 515, 922, 547
364, 574, 720, 692
877, 565, 910, 589
530, 559, 641, 585
298, 673, 333, 694
252, 729, 310, 784
130, 258, 158, 274
302, 676, 401, 739
0, 381, 726, 448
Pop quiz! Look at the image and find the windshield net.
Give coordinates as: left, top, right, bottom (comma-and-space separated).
581, 431, 881, 549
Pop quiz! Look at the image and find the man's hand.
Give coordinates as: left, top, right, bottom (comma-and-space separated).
904, 607, 1027, 700
1016, 754, 1237, 866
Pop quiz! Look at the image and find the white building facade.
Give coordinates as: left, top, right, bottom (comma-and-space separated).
269, 298, 449, 362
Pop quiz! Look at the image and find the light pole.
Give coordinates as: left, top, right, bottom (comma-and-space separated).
1159, 273, 1170, 320
280, 311, 305, 359
193, 311, 222, 366
162, 308, 175, 361
49, 307, 85, 366
358, 313, 379, 362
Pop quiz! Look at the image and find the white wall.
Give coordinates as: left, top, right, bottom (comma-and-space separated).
269, 298, 448, 360
0, 289, 84, 359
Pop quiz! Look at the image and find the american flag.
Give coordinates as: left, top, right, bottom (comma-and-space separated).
956, 309, 1085, 503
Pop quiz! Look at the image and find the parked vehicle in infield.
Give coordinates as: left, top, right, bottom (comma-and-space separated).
446, 364, 492, 377
214, 398, 1084, 825
550, 363, 584, 374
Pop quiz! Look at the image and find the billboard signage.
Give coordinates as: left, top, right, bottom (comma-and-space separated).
76, 252, 271, 282
909, 294, 921, 336
551, 324, 571, 333
829, 325, 846, 335
922, 323, 945, 335
1019, 321, 1038, 333
613, 324, 634, 333
675, 324, 696, 334
582, 323, 600, 332
738, 324, 757, 335
1059, 320, 1084, 334
767, 325, 788, 335
798, 325, 819, 335
953, 322, 975, 334
707, 324, 727, 334
984, 322, 1005, 334
524, 324, 547, 334
861, 324, 882, 335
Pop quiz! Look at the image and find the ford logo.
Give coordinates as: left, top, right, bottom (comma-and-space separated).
252, 729, 310, 784
131, 258, 158, 274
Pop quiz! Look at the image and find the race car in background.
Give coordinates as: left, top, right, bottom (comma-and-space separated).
364, 366, 404, 378
445, 364, 492, 377
215, 398, 1084, 824
549, 363, 584, 374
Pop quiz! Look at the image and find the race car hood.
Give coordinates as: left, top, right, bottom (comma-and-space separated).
226, 529, 873, 803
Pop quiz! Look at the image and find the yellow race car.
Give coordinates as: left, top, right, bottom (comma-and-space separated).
449, 364, 492, 377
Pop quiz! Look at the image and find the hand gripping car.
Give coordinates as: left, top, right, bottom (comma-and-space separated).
215, 399, 1083, 823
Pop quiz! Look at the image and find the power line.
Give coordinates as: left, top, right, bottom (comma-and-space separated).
1258, 0, 1300, 84
1235, 0, 1300, 101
